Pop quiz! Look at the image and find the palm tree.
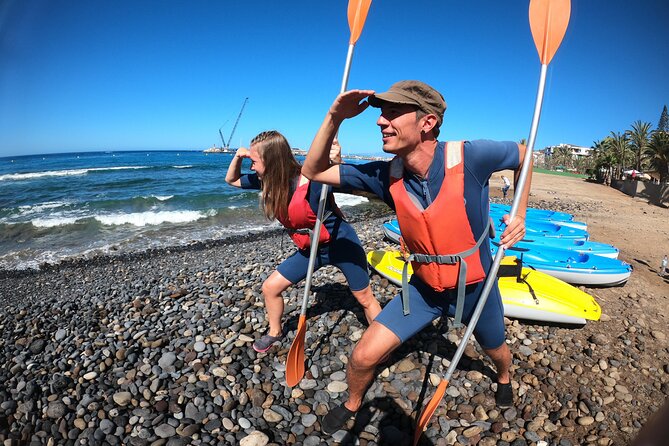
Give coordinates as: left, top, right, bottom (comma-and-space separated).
592, 138, 616, 183
626, 120, 652, 172
608, 131, 631, 179
559, 146, 574, 170
644, 131, 669, 183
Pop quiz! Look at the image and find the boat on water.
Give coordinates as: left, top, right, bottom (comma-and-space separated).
367, 250, 601, 325
203, 146, 235, 153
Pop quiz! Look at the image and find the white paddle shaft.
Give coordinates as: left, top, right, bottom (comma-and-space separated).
441, 63, 547, 382
299, 44, 356, 315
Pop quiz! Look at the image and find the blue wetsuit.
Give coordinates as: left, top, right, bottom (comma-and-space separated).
340, 140, 518, 349
240, 174, 370, 291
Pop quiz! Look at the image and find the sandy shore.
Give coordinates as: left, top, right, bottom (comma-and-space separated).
0, 171, 667, 446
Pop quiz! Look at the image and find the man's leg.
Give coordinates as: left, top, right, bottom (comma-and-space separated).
322, 281, 442, 435
483, 341, 513, 408
344, 321, 400, 411
321, 322, 401, 434
350, 285, 382, 325
483, 341, 512, 384
464, 284, 513, 407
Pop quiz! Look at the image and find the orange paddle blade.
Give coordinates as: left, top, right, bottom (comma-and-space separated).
412, 379, 449, 446
285, 314, 307, 387
347, 0, 372, 45
529, 0, 571, 65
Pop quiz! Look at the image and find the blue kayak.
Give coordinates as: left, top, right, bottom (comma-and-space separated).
384, 218, 589, 244
491, 203, 574, 222
385, 218, 618, 258
382, 219, 402, 244
489, 209, 587, 231
492, 234, 618, 258
491, 243, 631, 286
520, 220, 589, 240
383, 219, 628, 285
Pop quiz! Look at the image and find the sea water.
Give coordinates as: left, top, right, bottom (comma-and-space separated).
0, 150, 371, 271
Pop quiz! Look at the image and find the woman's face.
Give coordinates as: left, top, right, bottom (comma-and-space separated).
249, 144, 266, 179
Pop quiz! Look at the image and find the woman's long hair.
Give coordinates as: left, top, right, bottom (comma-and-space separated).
251, 130, 301, 220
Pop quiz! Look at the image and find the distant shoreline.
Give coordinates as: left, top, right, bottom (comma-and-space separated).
204, 146, 392, 162
1, 148, 392, 162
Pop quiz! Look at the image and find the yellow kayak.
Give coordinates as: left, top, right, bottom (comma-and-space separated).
367, 250, 601, 325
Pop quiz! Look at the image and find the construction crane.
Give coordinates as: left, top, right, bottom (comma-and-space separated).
219, 97, 249, 150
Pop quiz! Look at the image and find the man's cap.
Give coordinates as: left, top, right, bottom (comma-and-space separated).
368, 80, 447, 124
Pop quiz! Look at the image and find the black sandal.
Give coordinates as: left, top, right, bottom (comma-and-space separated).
321, 403, 357, 435
495, 382, 513, 409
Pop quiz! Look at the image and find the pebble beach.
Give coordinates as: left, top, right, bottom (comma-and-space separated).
1, 173, 668, 446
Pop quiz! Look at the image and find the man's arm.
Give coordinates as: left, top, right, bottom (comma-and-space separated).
500, 143, 531, 247
303, 89, 375, 186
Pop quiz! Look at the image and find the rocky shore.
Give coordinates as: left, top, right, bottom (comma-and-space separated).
1, 173, 668, 446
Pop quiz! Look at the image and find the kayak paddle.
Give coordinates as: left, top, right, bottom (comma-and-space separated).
285, 0, 373, 388
412, 0, 571, 443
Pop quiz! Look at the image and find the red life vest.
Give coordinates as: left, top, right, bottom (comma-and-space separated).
388, 141, 488, 322
275, 176, 342, 250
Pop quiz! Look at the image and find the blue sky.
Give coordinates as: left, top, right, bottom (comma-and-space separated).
1, 0, 668, 157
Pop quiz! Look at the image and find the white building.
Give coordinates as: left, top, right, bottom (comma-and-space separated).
545, 143, 594, 158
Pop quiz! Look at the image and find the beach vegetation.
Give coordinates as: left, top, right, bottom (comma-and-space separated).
644, 131, 669, 183
626, 120, 652, 172
591, 137, 617, 184
590, 111, 669, 184
608, 131, 632, 180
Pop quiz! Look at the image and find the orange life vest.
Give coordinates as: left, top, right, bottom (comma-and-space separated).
275, 176, 342, 250
388, 141, 488, 324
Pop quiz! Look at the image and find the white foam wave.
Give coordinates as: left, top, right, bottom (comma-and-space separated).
95, 209, 215, 227
173, 165, 192, 169
333, 192, 369, 207
0, 166, 149, 181
153, 195, 174, 201
18, 201, 72, 215
32, 216, 80, 228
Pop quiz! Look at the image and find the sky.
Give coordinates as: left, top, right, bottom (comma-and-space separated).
1, 0, 668, 158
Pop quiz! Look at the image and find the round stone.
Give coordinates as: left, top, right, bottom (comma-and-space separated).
327, 381, 348, 393
239, 431, 269, 446
112, 392, 132, 406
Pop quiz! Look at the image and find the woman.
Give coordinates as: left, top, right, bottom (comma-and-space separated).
225, 130, 381, 353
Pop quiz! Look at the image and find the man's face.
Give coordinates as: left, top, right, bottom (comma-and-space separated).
376, 103, 422, 155
249, 145, 266, 179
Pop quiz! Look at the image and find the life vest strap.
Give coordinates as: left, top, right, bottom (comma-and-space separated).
411, 254, 460, 264
400, 224, 489, 327
286, 210, 333, 236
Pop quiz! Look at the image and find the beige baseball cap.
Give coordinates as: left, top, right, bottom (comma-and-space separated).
368, 80, 447, 124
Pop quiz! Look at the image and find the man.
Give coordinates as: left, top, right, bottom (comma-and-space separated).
302, 80, 530, 434
501, 175, 511, 199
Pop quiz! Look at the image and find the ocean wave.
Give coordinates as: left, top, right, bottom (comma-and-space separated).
0, 166, 149, 182
17, 201, 72, 215
94, 209, 216, 227
32, 216, 81, 228
153, 195, 174, 201
173, 165, 193, 169
333, 192, 369, 207
7, 209, 216, 229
